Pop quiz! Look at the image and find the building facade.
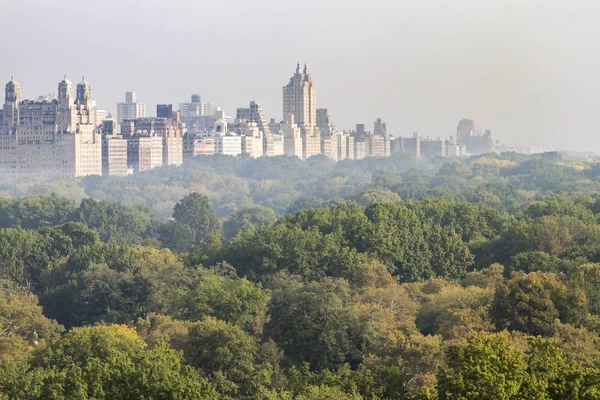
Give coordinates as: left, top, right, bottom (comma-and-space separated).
0, 77, 102, 179
283, 63, 316, 128
117, 92, 147, 124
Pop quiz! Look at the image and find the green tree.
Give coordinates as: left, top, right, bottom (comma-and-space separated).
264, 276, 360, 370
223, 205, 277, 241
438, 332, 528, 400
172, 193, 220, 247
73, 198, 152, 244
491, 271, 588, 336
362, 203, 432, 281
23, 324, 218, 400
357, 190, 401, 207
0, 194, 76, 229
177, 268, 269, 328
182, 317, 267, 398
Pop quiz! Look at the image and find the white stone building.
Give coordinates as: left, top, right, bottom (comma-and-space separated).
117, 92, 146, 124
0, 77, 102, 179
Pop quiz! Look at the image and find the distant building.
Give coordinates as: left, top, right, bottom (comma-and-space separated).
272, 133, 284, 156
456, 119, 494, 155
344, 134, 355, 160
214, 134, 242, 156
156, 104, 173, 118
236, 101, 272, 156
121, 114, 184, 168
355, 141, 367, 160
127, 136, 163, 173
456, 119, 475, 144
420, 137, 446, 158
283, 63, 316, 128
355, 124, 367, 139
0, 76, 102, 179
374, 118, 388, 136
279, 114, 303, 159
303, 129, 321, 160
94, 105, 107, 126
316, 108, 336, 136
117, 92, 146, 123
368, 134, 388, 157
321, 134, 339, 161
183, 135, 215, 160
394, 133, 421, 158
102, 135, 128, 176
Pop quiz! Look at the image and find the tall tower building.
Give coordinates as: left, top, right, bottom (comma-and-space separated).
456, 119, 475, 145
57, 76, 76, 132
117, 92, 147, 123
283, 63, 316, 128
2, 77, 20, 133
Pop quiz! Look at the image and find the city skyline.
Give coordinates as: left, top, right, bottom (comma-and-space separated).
2, 0, 599, 152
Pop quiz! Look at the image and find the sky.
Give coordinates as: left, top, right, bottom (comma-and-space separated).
0, 0, 599, 151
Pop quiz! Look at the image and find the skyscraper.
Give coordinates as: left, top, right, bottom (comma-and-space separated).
117, 91, 147, 123
283, 63, 316, 127
456, 119, 475, 145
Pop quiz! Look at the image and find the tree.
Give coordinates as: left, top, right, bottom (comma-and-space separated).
12, 325, 219, 400
0, 194, 76, 229
566, 263, 600, 316
491, 271, 588, 336
264, 276, 360, 370
416, 284, 494, 339
438, 332, 528, 400
158, 220, 195, 253
182, 317, 267, 398
357, 190, 401, 207
362, 203, 432, 281
73, 198, 152, 244
177, 268, 269, 328
222, 205, 277, 241
222, 224, 362, 281
296, 385, 364, 400
172, 193, 220, 247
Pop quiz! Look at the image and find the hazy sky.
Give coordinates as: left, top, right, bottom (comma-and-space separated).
1, 0, 599, 151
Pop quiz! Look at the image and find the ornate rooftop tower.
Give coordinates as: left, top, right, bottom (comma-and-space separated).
283, 62, 316, 128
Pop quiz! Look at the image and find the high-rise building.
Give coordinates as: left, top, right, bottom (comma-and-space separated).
420, 137, 446, 158
316, 108, 336, 136
374, 118, 388, 136
236, 101, 273, 157
354, 141, 367, 160
0, 77, 102, 179
279, 113, 303, 159
183, 136, 215, 160
117, 92, 147, 123
179, 94, 203, 118
394, 133, 421, 158
283, 63, 316, 127
127, 136, 163, 173
321, 134, 339, 161
157, 104, 173, 118
456, 119, 475, 145
456, 119, 494, 155
102, 135, 128, 176
121, 116, 184, 168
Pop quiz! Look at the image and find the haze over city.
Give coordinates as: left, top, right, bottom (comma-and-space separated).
1, 0, 599, 151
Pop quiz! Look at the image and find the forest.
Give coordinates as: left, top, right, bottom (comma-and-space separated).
2, 152, 600, 398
